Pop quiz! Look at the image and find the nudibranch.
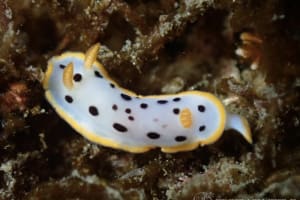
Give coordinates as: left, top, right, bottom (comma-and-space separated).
43, 44, 252, 153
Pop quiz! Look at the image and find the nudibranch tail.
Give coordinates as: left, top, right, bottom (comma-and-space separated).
84, 43, 100, 69
63, 62, 74, 89
225, 113, 252, 144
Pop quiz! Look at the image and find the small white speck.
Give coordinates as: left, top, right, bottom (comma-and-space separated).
272, 14, 285, 21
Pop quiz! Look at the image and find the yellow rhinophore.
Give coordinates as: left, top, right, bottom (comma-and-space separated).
62, 62, 74, 89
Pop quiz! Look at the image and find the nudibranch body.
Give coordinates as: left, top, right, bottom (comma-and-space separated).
43, 44, 252, 153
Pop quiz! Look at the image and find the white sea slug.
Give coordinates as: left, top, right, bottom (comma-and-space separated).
43, 44, 252, 153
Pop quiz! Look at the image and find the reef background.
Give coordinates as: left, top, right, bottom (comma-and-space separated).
0, 0, 299, 199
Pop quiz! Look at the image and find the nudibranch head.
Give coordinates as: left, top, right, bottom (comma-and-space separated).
43, 43, 252, 153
